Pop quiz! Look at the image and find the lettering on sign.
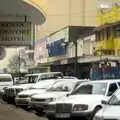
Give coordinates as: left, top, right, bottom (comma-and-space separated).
0, 22, 32, 46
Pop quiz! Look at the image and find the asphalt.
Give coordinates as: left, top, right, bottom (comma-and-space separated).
0, 102, 47, 120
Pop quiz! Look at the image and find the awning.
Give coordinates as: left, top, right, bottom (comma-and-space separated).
95, 21, 120, 31
0, 0, 46, 24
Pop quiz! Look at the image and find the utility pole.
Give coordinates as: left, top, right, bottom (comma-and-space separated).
17, 48, 21, 79
74, 40, 78, 77
18, 50, 20, 78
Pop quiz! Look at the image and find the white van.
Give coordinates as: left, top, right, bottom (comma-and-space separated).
0, 74, 13, 95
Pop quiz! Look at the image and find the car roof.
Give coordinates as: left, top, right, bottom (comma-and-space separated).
25, 72, 62, 77
81, 80, 120, 84
54, 79, 86, 82
0, 74, 12, 77
36, 79, 57, 83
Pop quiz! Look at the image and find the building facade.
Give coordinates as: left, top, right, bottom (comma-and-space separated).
36, 0, 97, 38
95, 2, 120, 56
34, 26, 95, 77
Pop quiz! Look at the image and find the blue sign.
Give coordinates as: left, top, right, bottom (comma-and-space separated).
47, 39, 66, 57
90, 66, 120, 80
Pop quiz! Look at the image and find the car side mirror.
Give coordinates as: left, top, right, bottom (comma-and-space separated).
101, 100, 108, 105
66, 93, 70, 97
107, 91, 113, 96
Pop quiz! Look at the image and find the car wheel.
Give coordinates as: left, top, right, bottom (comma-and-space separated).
35, 108, 44, 116
47, 117, 55, 120
88, 106, 102, 120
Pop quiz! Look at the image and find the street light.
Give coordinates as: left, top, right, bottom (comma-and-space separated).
73, 40, 78, 77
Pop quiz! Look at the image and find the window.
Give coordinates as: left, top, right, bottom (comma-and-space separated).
117, 82, 120, 87
72, 82, 107, 95
107, 83, 118, 96
0, 77, 12, 82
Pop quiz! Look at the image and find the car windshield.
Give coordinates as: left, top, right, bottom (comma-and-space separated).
72, 82, 107, 95
0, 77, 12, 82
108, 89, 120, 105
33, 80, 55, 89
24, 75, 38, 83
47, 81, 75, 92
15, 79, 28, 84
39, 73, 63, 80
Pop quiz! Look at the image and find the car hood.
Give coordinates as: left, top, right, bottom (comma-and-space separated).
18, 89, 46, 96
31, 91, 69, 99
52, 94, 105, 104
96, 105, 120, 119
9, 84, 34, 89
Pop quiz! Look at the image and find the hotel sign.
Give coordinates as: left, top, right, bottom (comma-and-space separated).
0, 22, 32, 46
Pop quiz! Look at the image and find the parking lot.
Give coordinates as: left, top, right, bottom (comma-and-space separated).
0, 100, 47, 120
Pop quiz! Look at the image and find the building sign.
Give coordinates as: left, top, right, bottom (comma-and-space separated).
34, 36, 48, 63
47, 38, 66, 57
0, 22, 32, 46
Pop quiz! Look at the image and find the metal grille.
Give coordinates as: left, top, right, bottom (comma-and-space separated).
18, 95, 29, 98
56, 104, 72, 113
17, 100, 29, 105
5, 88, 15, 95
31, 98, 46, 102
15, 89, 23, 94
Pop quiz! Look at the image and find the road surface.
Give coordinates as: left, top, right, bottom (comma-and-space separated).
0, 103, 47, 120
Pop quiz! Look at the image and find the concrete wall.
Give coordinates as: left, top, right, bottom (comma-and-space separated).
67, 34, 96, 58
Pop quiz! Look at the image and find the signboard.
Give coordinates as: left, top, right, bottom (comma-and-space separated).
0, 22, 32, 46
90, 66, 120, 80
34, 36, 48, 63
47, 39, 66, 57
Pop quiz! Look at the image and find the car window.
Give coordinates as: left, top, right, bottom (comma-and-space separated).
72, 82, 107, 95
108, 89, 120, 105
47, 81, 76, 92
107, 83, 118, 96
0, 77, 12, 82
39, 73, 63, 80
24, 75, 38, 83
73, 81, 85, 90
117, 82, 120, 87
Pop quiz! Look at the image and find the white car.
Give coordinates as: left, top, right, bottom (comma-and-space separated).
94, 88, 120, 120
3, 72, 63, 103
30, 79, 85, 114
46, 80, 120, 120
15, 79, 57, 107
0, 74, 13, 95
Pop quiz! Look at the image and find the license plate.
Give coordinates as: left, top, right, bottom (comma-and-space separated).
56, 113, 70, 118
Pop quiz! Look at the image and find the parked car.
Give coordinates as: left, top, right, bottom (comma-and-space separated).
15, 79, 57, 107
94, 88, 120, 120
0, 74, 13, 96
30, 79, 85, 114
3, 72, 63, 103
46, 80, 120, 120
63, 76, 78, 79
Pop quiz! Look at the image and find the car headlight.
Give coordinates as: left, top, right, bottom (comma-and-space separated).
73, 104, 88, 111
45, 98, 54, 102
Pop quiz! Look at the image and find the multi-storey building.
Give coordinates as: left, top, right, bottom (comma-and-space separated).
36, 0, 97, 38
95, 2, 120, 56
34, 26, 95, 78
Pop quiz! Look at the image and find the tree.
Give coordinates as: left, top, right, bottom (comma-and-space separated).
7, 54, 26, 73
